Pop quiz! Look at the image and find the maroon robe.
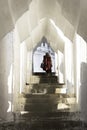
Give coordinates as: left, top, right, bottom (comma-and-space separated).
41, 53, 52, 73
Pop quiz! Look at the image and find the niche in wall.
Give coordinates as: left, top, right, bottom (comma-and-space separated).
33, 37, 55, 73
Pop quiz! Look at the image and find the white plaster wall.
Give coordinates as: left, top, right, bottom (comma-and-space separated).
80, 62, 87, 122
0, 31, 14, 120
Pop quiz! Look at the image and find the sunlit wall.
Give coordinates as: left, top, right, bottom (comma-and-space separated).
75, 34, 87, 103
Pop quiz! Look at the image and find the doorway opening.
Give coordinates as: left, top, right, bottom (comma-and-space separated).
33, 37, 55, 74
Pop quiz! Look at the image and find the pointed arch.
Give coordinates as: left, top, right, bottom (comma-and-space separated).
32, 36, 55, 73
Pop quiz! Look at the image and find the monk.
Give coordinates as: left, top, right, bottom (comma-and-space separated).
41, 53, 52, 73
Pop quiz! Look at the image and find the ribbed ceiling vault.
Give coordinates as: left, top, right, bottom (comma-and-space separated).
0, 0, 87, 46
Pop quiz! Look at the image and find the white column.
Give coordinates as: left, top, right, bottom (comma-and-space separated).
55, 51, 58, 76
58, 50, 64, 83
0, 31, 14, 120
20, 42, 27, 93
27, 51, 33, 84
13, 27, 20, 112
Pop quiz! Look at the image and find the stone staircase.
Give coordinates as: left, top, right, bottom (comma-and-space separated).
17, 75, 75, 114
11, 74, 84, 130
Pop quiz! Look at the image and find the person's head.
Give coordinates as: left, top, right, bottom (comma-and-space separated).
46, 52, 49, 56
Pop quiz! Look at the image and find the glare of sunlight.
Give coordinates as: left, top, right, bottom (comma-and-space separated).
50, 19, 65, 41
20, 42, 24, 93
76, 34, 87, 103
55, 88, 66, 94
8, 65, 13, 94
58, 50, 64, 83
64, 37, 73, 84
21, 111, 29, 114
7, 101, 12, 112
76, 34, 80, 103
57, 103, 70, 110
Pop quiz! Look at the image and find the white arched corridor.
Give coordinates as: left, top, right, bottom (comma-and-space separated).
0, 0, 87, 125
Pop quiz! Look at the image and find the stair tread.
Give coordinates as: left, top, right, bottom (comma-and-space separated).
26, 83, 65, 86
19, 93, 75, 98
15, 111, 81, 123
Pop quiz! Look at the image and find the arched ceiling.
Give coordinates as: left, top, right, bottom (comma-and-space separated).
25, 18, 64, 52
0, 0, 87, 49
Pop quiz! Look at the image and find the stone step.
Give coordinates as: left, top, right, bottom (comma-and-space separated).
0, 119, 84, 130
25, 83, 65, 89
19, 102, 73, 112
19, 97, 58, 104
19, 93, 74, 99
24, 103, 57, 111
19, 96, 75, 105
23, 120, 82, 130
25, 84, 66, 94
28, 75, 59, 84
18, 94, 58, 112
19, 111, 80, 122
20, 111, 80, 119
17, 93, 76, 112
13, 111, 83, 130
